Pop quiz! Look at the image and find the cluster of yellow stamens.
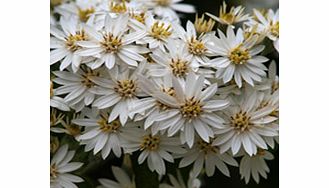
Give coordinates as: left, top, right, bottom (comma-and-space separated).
170, 59, 189, 77
180, 97, 203, 119
197, 139, 218, 155
150, 21, 172, 40
130, 11, 146, 24
140, 134, 161, 151
228, 46, 251, 65
114, 79, 137, 98
188, 37, 206, 56
50, 164, 58, 179
270, 21, 279, 38
194, 14, 215, 35
65, 31, 88, 52
110, 0, 127, 14
78, 7, 95, 22
81, 69, 100, 88
101, 34, 123, 53
155, 0, 170, 6
230, 111, 252, 132
219, 2, 244, 25
97, 116, 121, 133
50, 109, 65, 127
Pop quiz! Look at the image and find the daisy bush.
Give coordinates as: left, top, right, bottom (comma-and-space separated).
50, 0, 279, 187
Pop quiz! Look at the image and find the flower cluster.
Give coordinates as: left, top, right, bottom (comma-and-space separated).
50, 0, 279, 187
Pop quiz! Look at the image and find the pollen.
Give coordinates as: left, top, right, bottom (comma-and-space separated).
97, 113, 121, 133
110, 0, 127, 14
270, 21, 279, 38
228, 46, 251, 65
150, 21, 172, 40
140, 134, 161, 151
65, 31, 88, 52
194, 14, 215, 35
81, 69, 100, 88
231, 111, 252, 132
114, 79, 137, 98
156, 0, 170, 6
78, 7, 95, 22
170, 59, 189, 77
101, 33, 123, 53
50, 164, 58, 179
180, 97, 203, 119
197, 139, 217, 154
188, 37, 206, 56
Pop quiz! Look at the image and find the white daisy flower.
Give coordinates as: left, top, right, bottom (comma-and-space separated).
153, 73, 230, 147
97, 166, 136, 188
50, 80, 70, 111
121, 128, 185, 175
213, 89, 278, 156
174, 20, 217, 67
138, 15, 177, 50
73, 108, 125, 159
91, 65, 146, 125
239, 149, 274, 184
142, 0, 195, 21
179, 137, 238, 177
75, 14, 147, 70
160, 170, 201, 188
52, 67, 103, 112
130, 74, 179, 134
206, 1, 250, 26
50, 144, 84, 188
252, 9, 279, 52
54, 0, 101, 22
207, 26, 268, 88
50, 16, 90, 72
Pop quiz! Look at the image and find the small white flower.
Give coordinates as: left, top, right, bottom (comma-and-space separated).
239, 149, 274, 184
50, 144, 84, 188
153, 73, 230, 147
97, 166, 136, 188
73, 108, 125, 159
91, 65, 146, 125
50, 81, 70, 111
213, 89, 278, 156
121, 128, 185, 175
52, 67, 103, 112
50, 17, 89, 72
75, 14, 147, 69
206, 1, 250, 26
207, 26, 268, 87
143, 0, 195, 21
179, 137, 238, 177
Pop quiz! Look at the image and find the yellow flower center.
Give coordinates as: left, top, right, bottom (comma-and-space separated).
228, 46, 251, 65
188, 37, 206, 56
197, 139, 217, 154
81, 69, 100, 88
78, 7, 95, 22
220, 13, 235, 25
180, 97, 203, 119
231, 111, 252, 132
50, 0, 63, 7
150, 21, 172, 40
50, 164, 58, 179
65, 31, 88, 52
156, 0, 171, 6
114, 79, 137, 98
110, 0, 127, 13
170, 59, 189, 77
97, 117, 121, 133
140, 134, 161, 151
270, 21, 279, 38
101, 34, 123, 53
65, 124, 81, 136
130, 12, 146, 24
194, 14, 215, 34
